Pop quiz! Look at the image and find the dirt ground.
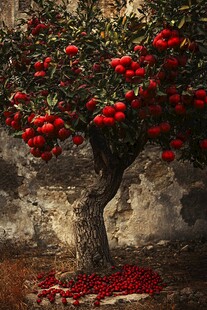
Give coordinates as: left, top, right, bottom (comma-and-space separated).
1, 239, 207, 310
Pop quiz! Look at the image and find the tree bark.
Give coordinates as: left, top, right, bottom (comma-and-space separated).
73, 166, 124, 271
72, 125, 147, 271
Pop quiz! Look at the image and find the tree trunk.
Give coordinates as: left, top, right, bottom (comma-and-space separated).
73, 166, 124, 271
72, 125, 147, 271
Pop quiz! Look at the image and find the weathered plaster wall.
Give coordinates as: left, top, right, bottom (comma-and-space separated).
0, 0, 144, 27
0, 129, 207, 251
0, 0, 82, 27
0, 0, 207, 251
0, 0, 15, 26
105, 149, 207, 247
0, 0, 123, 27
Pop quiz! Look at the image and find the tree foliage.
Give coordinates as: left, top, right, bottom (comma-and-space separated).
0, 0, 207, 168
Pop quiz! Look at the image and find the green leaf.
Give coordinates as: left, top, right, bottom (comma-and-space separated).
50, 65, 57, 79
78, 113, 87, 123
178, 5, 190, 10
197, 44, 207, 55
47, 93, 58, 107
113, 32, 119, 40
157, 90, 166, 96
199, 18, 207, 22
133, 86, 139, 96
132, 35, 145, 44
180, 37, 188, 48
178, 16, 186, 29
12, 131, 23, 137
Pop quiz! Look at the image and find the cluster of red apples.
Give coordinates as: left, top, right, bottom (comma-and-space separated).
35, 265, 164, 307
4, 44, 85, 162
4, 107, 84, 162
3, 25, 207, 163
153, 28, 198, 52
106, 28, 207, 163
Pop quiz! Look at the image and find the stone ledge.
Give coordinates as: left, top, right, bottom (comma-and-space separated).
26, 290, 149, 308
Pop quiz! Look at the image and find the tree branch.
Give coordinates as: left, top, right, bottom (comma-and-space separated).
89, 125, 119, 174
122, 122, 148, 169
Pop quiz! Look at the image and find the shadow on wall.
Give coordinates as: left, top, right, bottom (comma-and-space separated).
0, 158, 23, 194
180, 188, 207, 226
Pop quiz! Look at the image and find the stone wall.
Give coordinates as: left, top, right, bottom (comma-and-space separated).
0, 0, 16, 26
0, 0, 143, 27
0, 0, 207, 251
0, 0, 78, 27
0, 129, 207, 252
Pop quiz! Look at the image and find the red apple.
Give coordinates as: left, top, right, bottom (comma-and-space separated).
167, 36, 180, 48
147, 126, 161, 138
86, 98, 97, 111
45, 114, 56, 123
135, 67, 145, 77
53, 117, 65, 129
14, 92, 28, 102
93, 115, 104, 127
115, 64, 125, 74
144, 55, 156, 66
130, 61, 140, 71
169, 94, 181, 105
41, 151, 52, 162
164, 57, 179, 70
65, 45, 78, 56
159, 122, 171, 133
133, 45, 147, 55
58, 128, 71, 140
170, 139, 183, 149
72, 135, 84, 145
33, 116, 46, 127
195, 89, 206, 99
103, 117, 115, 126
125, 90, 135, 102
114, 111, 125, 122
200, 139, 207, 149
194, 99, 205, 109
161, 28, 172, 39
52, 146, 62, 157
174, 104, 186, 115
120, 55, 132, 67
30, 147, 42, 158
42, 123, 55, 135
114, 102, 126, 112
131, 98, 141, 109
102, 106, 115, 117
155, 39, 168, 51
34, 61, 44, 71
34, 70, 46, 77
149, 105, 162, 116
161, 150, 175, 162
125, 70, 135, 78
33, 135, 46, 148
22, 127, 35, 142
110, 58, 120, 68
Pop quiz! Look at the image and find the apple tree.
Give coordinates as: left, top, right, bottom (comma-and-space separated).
0, 0, 207, 271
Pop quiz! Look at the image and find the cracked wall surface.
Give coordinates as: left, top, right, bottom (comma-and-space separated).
0, 0, 207, 250
0, 0, 143, 26
0, 129, 207, 251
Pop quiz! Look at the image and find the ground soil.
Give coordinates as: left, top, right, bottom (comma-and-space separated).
1, 239, 207, 310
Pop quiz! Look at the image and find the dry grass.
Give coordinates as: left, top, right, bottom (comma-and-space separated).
0, 246, 76, 310
0, 258, 34, 310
